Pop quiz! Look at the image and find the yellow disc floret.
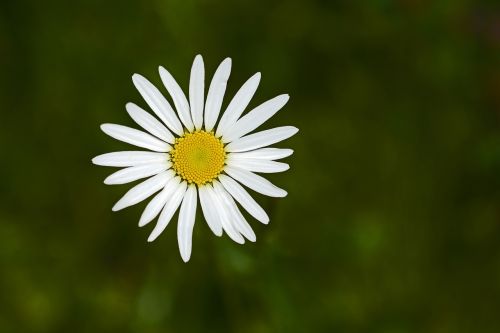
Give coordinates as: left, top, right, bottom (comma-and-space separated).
170, 131, 226, 185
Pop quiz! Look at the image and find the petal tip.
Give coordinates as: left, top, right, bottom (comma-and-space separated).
125, 102, 135, 110
100, 123, 112, 133
247, 234, 257, 242
139, 213, 154, 227
158, 66, 170, 78
194, 54, 203, 63
112, 199, 127, 211
180, 251, 191, 262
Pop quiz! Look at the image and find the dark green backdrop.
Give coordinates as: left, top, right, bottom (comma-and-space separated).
1, 0, 500, 332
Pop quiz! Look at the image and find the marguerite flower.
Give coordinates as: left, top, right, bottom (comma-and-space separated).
92, 55, 298, 262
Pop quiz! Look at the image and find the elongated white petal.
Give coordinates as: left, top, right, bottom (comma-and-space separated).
213, 181, 256, 242
206, 184, 244, 244
224, 165, 287, 197
126, 102, 175, 143
101, 124, 171, 152
227, 158, 289, 173
92, 151, 168, 167
177, 185, 197, 262
139, 176, 181, 227
148, 181, 187, 242
222, 94, 289, 142
112, 171, 174, 211
104, 162, 170, 185
227, 148, 293, 160
215, 72, 261, 137
198, 185, 223, 236
189, 55, 204, 130
230, 202, 256, 242
225, 126, 298, 153
132, 73, 184, 135
158, 66, 194, 131
204, 58, 231, 131
218, 174, 269, 224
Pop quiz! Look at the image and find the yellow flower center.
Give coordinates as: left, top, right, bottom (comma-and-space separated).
170, 131, 226, 185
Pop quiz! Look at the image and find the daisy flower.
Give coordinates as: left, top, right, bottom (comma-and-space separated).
92, 55, 298, 262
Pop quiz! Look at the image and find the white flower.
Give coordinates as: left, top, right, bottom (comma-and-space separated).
92, 55, 298, 262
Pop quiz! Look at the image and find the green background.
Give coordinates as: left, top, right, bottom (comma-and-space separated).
1, 0, 500, 332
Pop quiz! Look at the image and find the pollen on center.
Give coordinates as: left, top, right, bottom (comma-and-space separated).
170, 130, 226, 186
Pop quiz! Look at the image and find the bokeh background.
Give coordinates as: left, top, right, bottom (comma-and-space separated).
1, 0, 500, 332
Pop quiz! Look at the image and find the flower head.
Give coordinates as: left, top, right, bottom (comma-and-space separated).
92, 55, 298, 262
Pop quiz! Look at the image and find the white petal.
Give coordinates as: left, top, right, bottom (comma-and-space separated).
225, 126, 298, 153
222, 94, 289, 143
104, 162, 170, 185
158, 66, 194, 131
213, 181, 256, 242
100, 124, 171, 152
227, 148, 293, 160
215, 72, 261, 137
126, 102, 175, 143
138, 176, 181, 227
218, 174, 269, 224
226, 158, 289, 173
204, 58, 231, 131
112, 170, 174, 211
224, 165, 287, 198
148, 180, 187, 242
132, 73, 184, 135
198, 185, 223, 236
205, 184, 244, 244
177, 185, 198, 262
92, 151, 167, 167
189, 55, 204, 130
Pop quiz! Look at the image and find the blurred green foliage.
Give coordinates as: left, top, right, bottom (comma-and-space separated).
1, 0, 500, 332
